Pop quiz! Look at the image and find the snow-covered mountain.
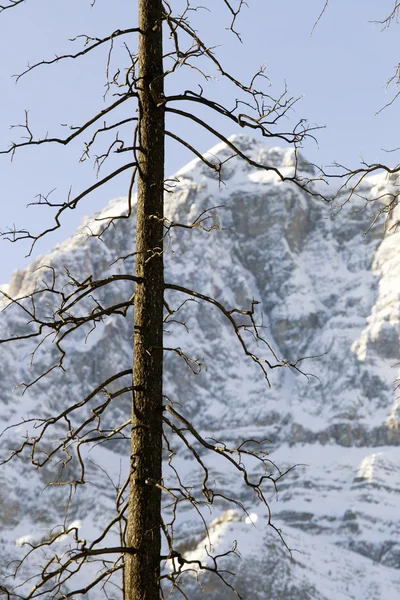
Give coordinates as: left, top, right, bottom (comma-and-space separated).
1, 134, 400, 599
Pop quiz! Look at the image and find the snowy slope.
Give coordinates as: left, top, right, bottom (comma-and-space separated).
0, 135, 400, 598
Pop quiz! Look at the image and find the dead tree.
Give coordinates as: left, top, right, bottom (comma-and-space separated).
125, 2, 165, 598
0, 1, 326, 599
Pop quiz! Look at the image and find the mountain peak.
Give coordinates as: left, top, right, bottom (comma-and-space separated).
175, 133, 315, 183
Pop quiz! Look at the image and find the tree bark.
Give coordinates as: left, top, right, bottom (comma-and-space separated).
125, 0, 164, 598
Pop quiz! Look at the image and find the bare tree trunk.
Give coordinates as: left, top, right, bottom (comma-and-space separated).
125, 1, 164, 598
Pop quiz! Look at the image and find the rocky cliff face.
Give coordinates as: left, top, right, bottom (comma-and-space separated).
1, 135, 400, 599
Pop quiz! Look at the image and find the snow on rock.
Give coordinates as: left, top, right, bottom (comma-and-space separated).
1, 134, 400, 598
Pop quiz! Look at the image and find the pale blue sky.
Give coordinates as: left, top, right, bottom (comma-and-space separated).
0, 0, 399, 282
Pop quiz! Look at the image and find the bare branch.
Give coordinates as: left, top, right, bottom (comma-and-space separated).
0, 95, 134, 158
15, 29, 141, 81
0, 0, 25, 12
311, 0, 329, 35
0, 162, 137, 254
